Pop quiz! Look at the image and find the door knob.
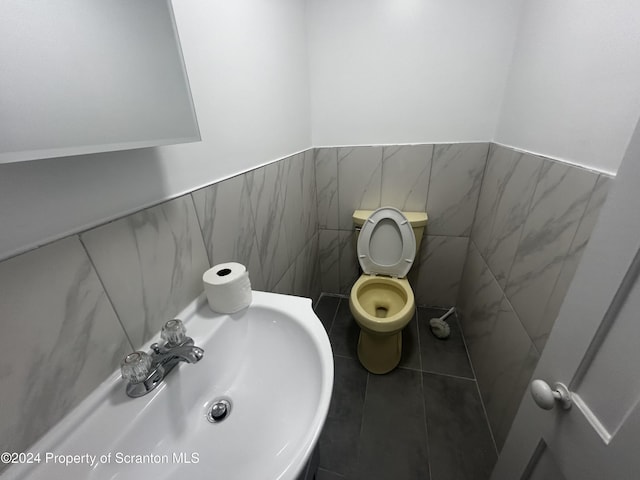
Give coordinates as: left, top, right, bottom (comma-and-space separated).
530, 379, 572, 410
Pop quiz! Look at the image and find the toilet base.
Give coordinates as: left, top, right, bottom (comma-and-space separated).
357, 329, 402, 374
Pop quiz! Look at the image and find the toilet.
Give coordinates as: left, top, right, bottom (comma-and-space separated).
349, 207, 428, 374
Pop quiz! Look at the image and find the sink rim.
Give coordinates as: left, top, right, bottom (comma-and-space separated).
3, 291, 334, 480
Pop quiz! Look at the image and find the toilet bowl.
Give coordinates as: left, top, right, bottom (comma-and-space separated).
349, 207, 427, 374
350, 275, 415, 374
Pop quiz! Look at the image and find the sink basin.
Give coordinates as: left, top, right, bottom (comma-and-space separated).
5, 291, 334, 480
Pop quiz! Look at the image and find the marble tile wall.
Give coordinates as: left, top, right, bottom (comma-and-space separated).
0, 237, 132, 466
0, 150, 319, 463
1, 139, 609, 463
458, 144, 613, 451
316, 143, 489, 306
81, 194, 211, 347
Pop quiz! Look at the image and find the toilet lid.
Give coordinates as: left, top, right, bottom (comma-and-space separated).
357, 207, 416, 278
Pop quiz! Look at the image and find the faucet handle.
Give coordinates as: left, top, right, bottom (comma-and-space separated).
161, 319, 187, 346
121, 351, 152, 384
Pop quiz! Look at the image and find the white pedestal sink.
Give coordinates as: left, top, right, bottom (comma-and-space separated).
4, 291, 334, 480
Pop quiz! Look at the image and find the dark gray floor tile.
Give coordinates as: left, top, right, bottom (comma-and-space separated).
398, 310, 421, 370
327, 355, 368, 422
418, 308, 474, 379
356, 368, 430, 480
318, 355, 368, 476
319, 291, 497, 480
314, 295, 341, 333
329, 299, 359, 359
316, 468, 346, 480
422, 373, 496, 480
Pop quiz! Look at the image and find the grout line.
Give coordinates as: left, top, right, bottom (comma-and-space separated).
353, 371, 370, 478
271, 258, 293, 294
503, 295, 541, 358
312, 286, 323, 311
272, 220, 319, 294
415, 367, 476, 382
79, 235, 136, 351
415, 308, 424, 373
188, 192, 212, 268
332, 352, 355, 361
472, 237, 542, 359
327, 362, 478, 382
379, 146, 385, 208
313, 291, 326, 311
490, 141, 614, 177
326, 296, 341, 336
425, 143, 435, 213
419, 362, 433, 480
317, 467, 346, 479
243, 171, 269, 291
479, 146, 502, 265
318, 226, 470, 239
455, 309, 499, 455
416, 303, 432, 480
313, 143, 615, 178
321, 292, 348, 299
467, 142, 491, 243
502, 155, 546, 290
467, 236, 539, 358
416, 304, 450, 310
335, 148, 342, 281
531, 172, 601, 355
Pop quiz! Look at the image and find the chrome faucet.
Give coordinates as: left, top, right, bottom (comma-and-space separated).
120, 319, 204, 398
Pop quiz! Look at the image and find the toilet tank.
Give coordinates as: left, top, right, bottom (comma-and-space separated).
352, 209, 428, 253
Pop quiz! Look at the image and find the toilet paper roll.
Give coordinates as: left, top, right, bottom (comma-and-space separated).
203, 262, 252, 314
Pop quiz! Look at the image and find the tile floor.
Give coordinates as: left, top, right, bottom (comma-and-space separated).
313, 294, 497, 480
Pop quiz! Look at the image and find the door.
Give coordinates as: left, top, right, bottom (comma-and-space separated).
491, 118, 640, 480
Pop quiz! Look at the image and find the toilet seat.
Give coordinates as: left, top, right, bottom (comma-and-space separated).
357, 207, 416, 278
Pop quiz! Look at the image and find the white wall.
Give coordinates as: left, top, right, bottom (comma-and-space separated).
307, 0, 525, 146
494, 0, 640, 175
5, 0, 640, 261
0, 0, 311, 261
